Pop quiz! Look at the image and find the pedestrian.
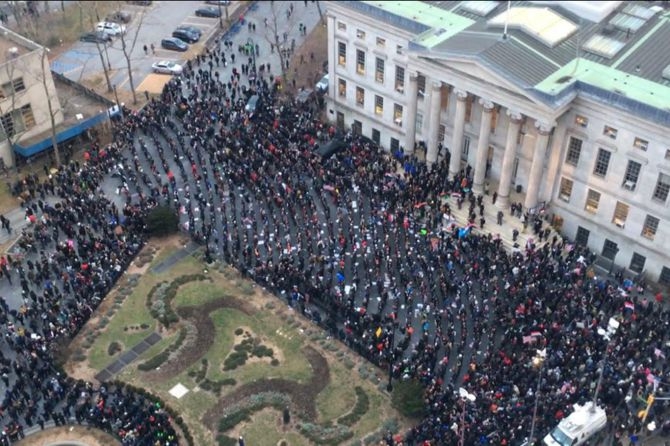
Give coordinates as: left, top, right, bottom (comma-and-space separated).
492, 191, 497, 204
150, 43, 155, 55
143, 44, 148, 55
497, 210, 503, 225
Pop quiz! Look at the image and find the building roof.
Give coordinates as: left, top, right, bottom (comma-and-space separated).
0, 25, 41, 65
339, 1, 670, 125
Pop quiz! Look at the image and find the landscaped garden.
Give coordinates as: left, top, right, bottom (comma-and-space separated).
62, 236, 411, 445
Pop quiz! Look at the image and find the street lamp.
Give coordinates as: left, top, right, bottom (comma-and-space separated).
386, 323, 395, 392
528, 348, 547, 446
458, 388, 477, 446
593, 317, 620, 408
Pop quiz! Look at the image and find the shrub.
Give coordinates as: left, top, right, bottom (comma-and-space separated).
234, 327, 244, 336
145, 206, 179, 237
107, 341, 122, 356
270, 358, 280, 366
217, 436, 238, 446
338, 387, 370, 426
391, 379, 427, 419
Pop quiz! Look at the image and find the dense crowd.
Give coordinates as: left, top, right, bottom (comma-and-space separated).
0, 5, 666, 445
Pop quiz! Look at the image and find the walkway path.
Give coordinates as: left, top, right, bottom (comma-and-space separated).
94, 332, 162, 382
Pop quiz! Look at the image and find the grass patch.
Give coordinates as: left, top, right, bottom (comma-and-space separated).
316, 359, 357, 422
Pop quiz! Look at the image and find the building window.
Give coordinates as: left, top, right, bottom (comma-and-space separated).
390, 137, 399, 152
633, 137, 648, 151
415, 113, 423, 131
603, 125, 618, 139
622, 160, 641, 190
652, 172, 670, 203
20, 104, 34, 129
593, 148, 611, 177
2, 78, 25, 96
355, 87, 364, 107
558, 177, 573, 202
376, 37, 385, 47
338, 42, 346, 66
641, 214, 659, 240
438, 124, 445, 144
461, 136, 470, 161
356, 50, 366, 75
356, 29, 366, 39
585, 189, 600, 213
396, 45, 403, 54
375, 57, 384, 83
395, 66, 405, 93
337, 22, 346, 31
602, 239, 619, 260
666, 149, 670, 160
575, 115, 588, 127
629, 253, 646, 273
612, 201, 629, 228
565, 137, 582, 166
352, 120, 362, 135
393, 104, 403, 126
372, 128, 380, 145
416, 75, 425, 99
338, 79, 346, 98
660, 266, 670, 286
575, 226, 590, 246
374, 95, 383, 115
465, 96, 473, 123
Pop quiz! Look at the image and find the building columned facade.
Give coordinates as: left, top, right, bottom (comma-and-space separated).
325, 0, 670, 286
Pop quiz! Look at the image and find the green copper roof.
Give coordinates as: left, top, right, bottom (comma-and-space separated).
361, 1, 474, 48
535, 58, 670, 111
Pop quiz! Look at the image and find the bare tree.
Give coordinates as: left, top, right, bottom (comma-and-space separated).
117, 8, 145, 105
262, 2, 297, 82
0, 60, 26, 168
88, 4, 113, 93
39, 47, 61, 166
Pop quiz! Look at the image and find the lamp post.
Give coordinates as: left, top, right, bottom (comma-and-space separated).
386, 323, 395, 392
528, 348, 547, 446
218, 1, 223, 28
608, 246, 620, 275
458, 388, 477, 446
593, 317, 620, 408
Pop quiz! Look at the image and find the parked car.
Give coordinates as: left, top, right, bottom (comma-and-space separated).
126, 1, 152, 5
315, 73, 329, 93
195, 6, 222, 17
172, 28, 199, 43
175, 25, 202, 38
79, 31, 112, 44
106, 11, 132, 24
96, 21, 126, 37
161, 37, 188, 52
152, 60, 183, 75
205, 0, 230, 4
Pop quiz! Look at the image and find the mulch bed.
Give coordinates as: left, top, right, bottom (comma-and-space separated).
143, 296, 255, 381
201, 345, 330, 430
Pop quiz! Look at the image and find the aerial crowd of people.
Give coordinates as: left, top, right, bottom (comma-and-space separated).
0, 5, 666, 446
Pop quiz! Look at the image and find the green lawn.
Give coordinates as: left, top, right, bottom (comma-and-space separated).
81, 241, 408, 445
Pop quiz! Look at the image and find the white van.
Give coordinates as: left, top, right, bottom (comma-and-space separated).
543, 402, 607, 446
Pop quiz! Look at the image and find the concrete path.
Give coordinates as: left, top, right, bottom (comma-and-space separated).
94, 332, 162, 382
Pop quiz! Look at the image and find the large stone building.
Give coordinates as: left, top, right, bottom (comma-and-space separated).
324, 0, 670, 286
0, 25, 63, 167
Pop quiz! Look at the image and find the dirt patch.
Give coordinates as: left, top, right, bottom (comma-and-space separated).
201, 345, 330, 431
14, 425, 120, 446
288, 19, 328, 94
143, 296, 255, 381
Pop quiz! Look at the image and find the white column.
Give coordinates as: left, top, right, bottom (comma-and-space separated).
472, 99, 494, 195
327, 15, 336, 99
426, 81, 442, 166
404, 72, 419, 155
449, 89, 467, 179
524, 120, 553, 210
497, 110, 523, 209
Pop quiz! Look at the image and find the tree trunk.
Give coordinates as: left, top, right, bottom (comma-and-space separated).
41, 52, 61, 166
61, 0, 65, 13
96, 42, 113, 92
316, 1, 324, 24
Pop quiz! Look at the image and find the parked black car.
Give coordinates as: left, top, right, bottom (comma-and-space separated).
172, 28, 199, 43
79, 31, 112, 44
195, 6, 222, 18
175, 25, 202, 38
161, 37, 188, 52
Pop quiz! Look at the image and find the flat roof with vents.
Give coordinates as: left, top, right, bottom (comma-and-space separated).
460, 0, 498, 17
487, 7, 578, 47
622, 3, 656, 20
582, 34, 626, 59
